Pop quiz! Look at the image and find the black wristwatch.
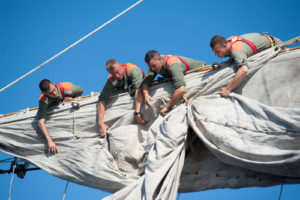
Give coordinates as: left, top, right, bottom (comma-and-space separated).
134, 112, 141, 115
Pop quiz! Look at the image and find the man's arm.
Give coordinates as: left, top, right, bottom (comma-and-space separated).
130, 68, 144, 91
130, 68, 146, 125
36, 101, 58, 155
220, 51, 249, 97
141, 69, 157, 109
142, 83, 152, 109
97, 80, 115, 137
220, 65, 248, 97
160, 86, 185, 116
38, 118, 58, 155
134, 88, 145, 125
159, 64, 186, 116
97, 100, 108, 138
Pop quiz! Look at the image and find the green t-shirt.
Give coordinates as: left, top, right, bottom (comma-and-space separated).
229, 33, 282, 69
37, 83, 83, 120
142, 55, 205, 89
99, 64, 144, 103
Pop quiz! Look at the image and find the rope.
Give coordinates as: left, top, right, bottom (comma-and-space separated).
8, 163, 17, 200
73, 109, 79, 139
62, 181, 69, 200
0, 0, 144, 93
0, 158, 15, 163
177, 192, 181, 200
278, 184, 284, 200
279, 36, 300, 48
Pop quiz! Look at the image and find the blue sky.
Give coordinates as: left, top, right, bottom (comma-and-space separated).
0, 0, 299, 199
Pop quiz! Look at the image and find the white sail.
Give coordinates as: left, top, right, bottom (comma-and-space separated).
1, 44, 300, 199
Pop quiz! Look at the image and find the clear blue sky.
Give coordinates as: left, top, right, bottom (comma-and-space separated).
0, 0, 299, 199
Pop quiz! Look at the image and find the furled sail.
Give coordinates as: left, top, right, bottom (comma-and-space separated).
1, 43, 300, 199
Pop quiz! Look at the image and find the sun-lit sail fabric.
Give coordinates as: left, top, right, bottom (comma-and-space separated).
1, 46, 300, 199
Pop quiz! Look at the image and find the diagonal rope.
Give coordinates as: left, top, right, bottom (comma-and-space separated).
62, 181, 69, 200
177, 192, 181, 200
8, 163, 17, 200
0, 158, 15, 163
0, 0, 144, 93
278, 184, 284, 200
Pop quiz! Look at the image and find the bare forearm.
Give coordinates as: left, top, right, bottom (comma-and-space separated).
38, 118, 58, 154
134, 88, 146, 125
165, 86, 185, 109
142, 84, 153, 109
97, 101, 109, 137
134, 88, 144, 112
142, 84, 149, 97
226, 65, 248, 91
97, 101, 106, 126
38, 119, 52, 143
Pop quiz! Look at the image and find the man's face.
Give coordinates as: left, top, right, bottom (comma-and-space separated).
147, 56, 163, 73
45, 83, 59, 98
212, 43, 228, 58
109, 65, 124, 80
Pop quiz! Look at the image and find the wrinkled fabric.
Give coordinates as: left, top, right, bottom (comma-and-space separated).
1, 46, 300, 199
188, 94, 300, 177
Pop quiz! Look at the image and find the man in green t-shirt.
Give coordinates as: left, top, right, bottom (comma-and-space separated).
97, 59, 145, 138
37, 79, 83, 155
142, 50, 205, 116
210, 33, 282, 97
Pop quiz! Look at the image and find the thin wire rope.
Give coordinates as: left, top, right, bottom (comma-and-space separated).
0, 158, 15, 163
278, 184, 284, 200
0, 0, 144, 93
177, 192, 181, 200
8, 163, 17, 200
62, 181, 69, 200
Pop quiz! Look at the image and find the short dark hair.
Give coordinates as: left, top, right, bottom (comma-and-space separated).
210, 35, 227, 48
144, 50, 160, 63
39, 79, 51, 92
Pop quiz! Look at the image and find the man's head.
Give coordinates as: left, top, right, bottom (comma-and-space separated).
210, 35, 229, 58
39, 79, 59, 98
106, 59, 124, 80
144, 50, 163, 73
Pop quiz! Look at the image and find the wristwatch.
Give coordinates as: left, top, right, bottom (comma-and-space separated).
134, 112, 141, 115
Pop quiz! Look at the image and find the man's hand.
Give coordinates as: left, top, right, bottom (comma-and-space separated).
38, 118, 58, 155
144, 94, 152, 109
160, 106, 169, 117
219, 87, 231, 98
135, 114, 146, 125
158, 86, 185, 117
48, 140, 58, 155
220, 65, 248, 98
99, 123, 109, 138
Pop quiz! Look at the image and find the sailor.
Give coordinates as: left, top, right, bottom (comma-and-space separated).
97, 59, 145, 138
210, 33, 282, 97
37, 79, 83, 155
142, 50, 205, 116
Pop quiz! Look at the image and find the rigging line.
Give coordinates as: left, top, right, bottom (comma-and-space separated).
8, 163, 17, 200
177, 192, 181, 200
62, 181, 69, 200
0, 0, 145, 93
278, 184, 284, 200
0, 158, 15, 163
